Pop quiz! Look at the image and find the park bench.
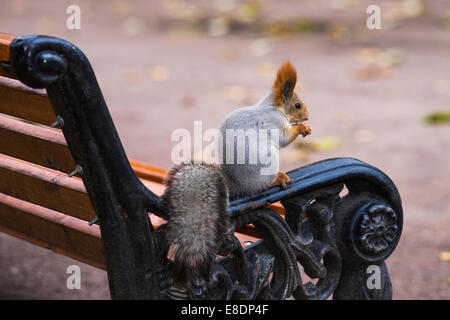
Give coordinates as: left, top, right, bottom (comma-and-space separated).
0, 32, 403, 300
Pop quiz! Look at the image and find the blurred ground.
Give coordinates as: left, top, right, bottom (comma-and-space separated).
0, 0, 449, 299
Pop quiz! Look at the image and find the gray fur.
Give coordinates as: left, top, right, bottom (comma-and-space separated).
161, 162, 230, 281
217, 92, 291, 198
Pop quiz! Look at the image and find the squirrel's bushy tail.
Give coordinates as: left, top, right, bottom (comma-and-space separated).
161, 162, 230, 283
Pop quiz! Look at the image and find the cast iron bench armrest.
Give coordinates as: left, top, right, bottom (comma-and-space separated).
4, 35, 403, 300
224, 157, 402, 299
230, 157, 401, 218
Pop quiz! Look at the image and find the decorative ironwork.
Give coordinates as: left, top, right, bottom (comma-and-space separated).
359, 204, 399, 255
6, 35, 403, 300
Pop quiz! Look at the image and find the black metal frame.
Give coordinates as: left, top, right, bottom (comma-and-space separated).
4, 35, 403, 300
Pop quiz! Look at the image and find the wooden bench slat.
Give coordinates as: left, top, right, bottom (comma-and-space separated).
0, 114, 76, 173
0, 192, 106, 269
0, 153, 97, 222
0, 153, 168, 221
0, 33, 14, 61
0, 111, 168, 182
0, 34, 17, 79
129, 159, 167, 184
0, 77, 56, 125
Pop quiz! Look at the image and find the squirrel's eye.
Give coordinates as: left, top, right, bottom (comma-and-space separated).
295, 103, 301, 109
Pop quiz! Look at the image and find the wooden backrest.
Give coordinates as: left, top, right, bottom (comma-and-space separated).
0, 33, 263, 270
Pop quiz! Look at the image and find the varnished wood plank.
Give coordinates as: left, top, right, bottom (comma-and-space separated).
0, 153, 96, 222
0, 77, 55, 125
0, 192, 106, 270
0, 34, 16, 79
0, 33, 14, 61
0, 154, 166, 222
129, 159, 167, 184
0, 114, 76, 173
0, 112, 168, 184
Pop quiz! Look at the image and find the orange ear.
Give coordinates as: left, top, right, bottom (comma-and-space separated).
273, 61, 297, 106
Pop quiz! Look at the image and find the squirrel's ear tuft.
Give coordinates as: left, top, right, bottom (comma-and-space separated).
273, 61, 297, 106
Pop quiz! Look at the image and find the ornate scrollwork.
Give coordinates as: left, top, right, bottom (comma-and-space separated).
9, 36, 72, 88
358, 204, 399, 255
158, 179, 401, 300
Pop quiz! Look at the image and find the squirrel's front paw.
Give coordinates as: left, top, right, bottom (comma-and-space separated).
297, 123, 311, 137
269, 171, 291, 189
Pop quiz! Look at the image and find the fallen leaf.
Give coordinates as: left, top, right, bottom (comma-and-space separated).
150, 65, 169, 82
294, 18, 319, 33
423, 111, 450, 125
208, 17, 230, 37
402, 0, 425, 18
238, 0, 262, 23
441, 10, 450, 29
355, 48, 382, 65
328, 23, 351, 44
312, 136, 340, 152
440, 251, 450, 261
377, 48, 405, 68
249, 38, 272, 57
264, 21, 292, 37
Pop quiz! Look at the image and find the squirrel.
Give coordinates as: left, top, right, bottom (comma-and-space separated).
218, 61, 311, 199
160, 61, 310, 292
